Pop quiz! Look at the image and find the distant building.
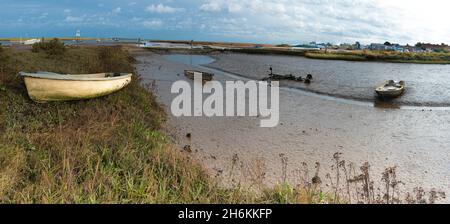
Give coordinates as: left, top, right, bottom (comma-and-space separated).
402, 44, 423, 53
389, 44, 404, 52
354, 42, 361, 50
75, 29, 81, 42
138, 41, 195, 49
417, 43, 449, 52
338, 43, 353, 50
369, 43, 404, 52
369, 43, 388, 51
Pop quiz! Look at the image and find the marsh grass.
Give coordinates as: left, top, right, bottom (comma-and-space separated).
215, 151, 445, 204
32, 38, 66, 57
305, 51, 450, 64
229, 48, 307, 56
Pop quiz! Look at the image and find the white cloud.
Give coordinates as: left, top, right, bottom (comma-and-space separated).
200, 0, 285, 14
195, 0, 450, 44
146, 4, 183, 13
38, 12, 49, 19
227, 3, 242, 13
200, 1, 222, 12
3, 0, 449, 45
65, 15, 84, 22
143, 19, 163, 28
112, 7, 121, 14
131, 17, 142, 22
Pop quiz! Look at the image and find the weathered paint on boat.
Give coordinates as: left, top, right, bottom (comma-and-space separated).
20, 72, 132, 103
375, 80, 405, 98
184, 70, 214, 81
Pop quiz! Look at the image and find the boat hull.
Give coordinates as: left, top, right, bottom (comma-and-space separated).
375, 80, 405, 98
184, 70, 214, 81
375, 89, 404, 98
23, 75, 132, 102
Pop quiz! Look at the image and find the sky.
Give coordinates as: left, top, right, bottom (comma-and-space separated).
1, 0, 449, 45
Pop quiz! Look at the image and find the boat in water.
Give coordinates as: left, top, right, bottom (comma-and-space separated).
184, 70, 214, 82
375, 80, 405, 98
20, 71, 132, 103
23, 38, 41, 45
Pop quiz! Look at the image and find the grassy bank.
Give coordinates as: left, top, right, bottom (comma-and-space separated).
141, 47, 307, 56
305, 51, 450, 64
143, 47, 450, 64
0, 44, 444, 204
229, 48, 307, 56
1, 44, 332, 203
0, 45, 222, 203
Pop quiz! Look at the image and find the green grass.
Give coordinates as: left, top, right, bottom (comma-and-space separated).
305, 52, 367, 61
0, 46, 213, 203
305, 51, 450, 64
229, 48, 307, 56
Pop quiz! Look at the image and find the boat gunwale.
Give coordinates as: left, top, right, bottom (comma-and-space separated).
19, 72, 133, 81
375, 80, 405, 92
184, 69, 214, 77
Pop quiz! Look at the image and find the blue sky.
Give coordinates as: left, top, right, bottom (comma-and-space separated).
1, 0, 449, 45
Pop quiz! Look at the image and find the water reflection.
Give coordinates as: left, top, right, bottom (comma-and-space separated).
373, 99, 401, 109
0, 41, 11, 46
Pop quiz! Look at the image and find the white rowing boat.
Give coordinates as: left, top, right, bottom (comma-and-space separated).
20, 71, 132, 103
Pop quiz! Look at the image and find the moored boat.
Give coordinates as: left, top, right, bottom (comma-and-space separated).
23, 38, 41, 45
20, 72, 132, 103
375, 80, 405, 98
184, 70, 214, 82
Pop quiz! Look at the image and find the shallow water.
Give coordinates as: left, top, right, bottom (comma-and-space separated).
205, 53, 450, 106
138, 52, 450, 203
62, 40, 127, 46
164, 54, 450, 111
0, 41, 11, 46
164, 54, 216, 67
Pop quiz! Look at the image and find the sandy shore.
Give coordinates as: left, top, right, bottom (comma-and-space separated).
134, 50, 450, 202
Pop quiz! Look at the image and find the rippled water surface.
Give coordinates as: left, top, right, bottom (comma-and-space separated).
205, 53, 450, 106
164, 53, 450, 108
164, 54, 215, 67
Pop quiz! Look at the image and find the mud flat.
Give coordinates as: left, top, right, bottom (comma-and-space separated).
134, 51, 450, 202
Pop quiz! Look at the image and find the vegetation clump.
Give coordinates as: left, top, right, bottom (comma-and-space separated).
276, 44, 291, 47
32, 38, 66, 57
305, 50, 450, 64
